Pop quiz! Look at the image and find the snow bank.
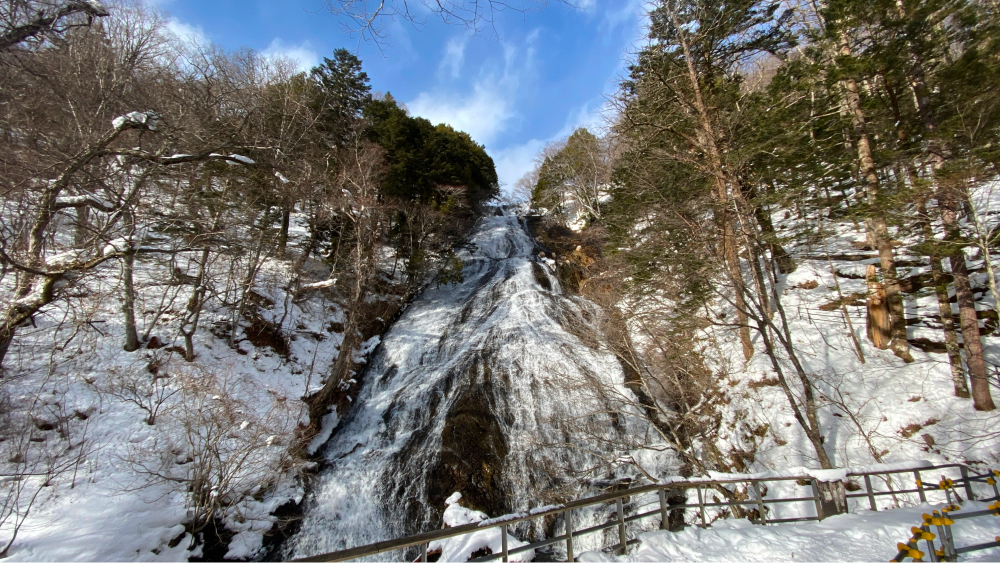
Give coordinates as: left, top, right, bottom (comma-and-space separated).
429, 493, 535, 563
579, 501, 1000, 562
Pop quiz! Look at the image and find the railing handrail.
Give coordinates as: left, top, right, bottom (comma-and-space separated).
292, 461, 990, 562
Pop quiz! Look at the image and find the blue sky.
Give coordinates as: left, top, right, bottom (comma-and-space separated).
154, 0, 647, 192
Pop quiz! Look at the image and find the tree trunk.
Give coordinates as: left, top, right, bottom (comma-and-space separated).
122, 250, 140, 352
668, 9, 754, 360
0, 275, 60, 368
75, 205, 90, 247
278, 205, 291, 255
890, 0, 989, 407
722, 216, 755, 360
940, 193, 995, 410
931, 256, 970, 398
915, 199, 969, 397
180, 247, 211, 362
838, 32, 911, 361
752, 181, 796, 274
865, 265, 892, 349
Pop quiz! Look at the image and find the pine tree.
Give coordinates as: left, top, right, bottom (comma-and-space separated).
311, 48, 372, 147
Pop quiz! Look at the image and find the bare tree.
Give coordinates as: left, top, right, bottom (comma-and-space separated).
325, 0, 569, 42
126, 369, 302, 539
0, 0, 109, 52
308, 138, 389, 424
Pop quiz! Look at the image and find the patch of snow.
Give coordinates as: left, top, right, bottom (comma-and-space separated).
228, 154, 255, 165
112, 111, 157, 131
301, 279, 337, 290
307, 409, 339, 455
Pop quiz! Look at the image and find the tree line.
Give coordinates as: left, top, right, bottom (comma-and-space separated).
0, 1, 499, 553
0, 1, 498, 371
529, 0, 1000, 473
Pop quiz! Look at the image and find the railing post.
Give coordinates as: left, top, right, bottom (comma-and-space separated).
810, 479, 823, 520
915, 470, 927, 503
658, 489, 668, 530
864, 474, 877, 511
960, 466, 975, 501
616, 497, 627, 555
697, 486, 707, 527
422, 542, 429, 562
565, 508, 574, 562
753, 482, 767, 525
501, 524, 509, 563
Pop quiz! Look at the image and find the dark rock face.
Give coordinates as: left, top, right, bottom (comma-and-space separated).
427, 359, 510, 516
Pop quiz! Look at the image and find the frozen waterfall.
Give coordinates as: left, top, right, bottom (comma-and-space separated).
286, 211, 653, 559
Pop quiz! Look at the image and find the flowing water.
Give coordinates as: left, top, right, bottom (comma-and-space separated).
286, 211, 656, 559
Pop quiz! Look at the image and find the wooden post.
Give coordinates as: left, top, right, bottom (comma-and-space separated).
658, 489, 668, 530
565, 509, 574, 562
501, 524, 509, 563
697, 486, 707, 527
864, 474, 877, 511
960, 466, 975, 501
810, 479, 823, 520
915, 470, 927, 503
616, 497, 627, 555
753, 482, 767, 524
813, 480, 848, 519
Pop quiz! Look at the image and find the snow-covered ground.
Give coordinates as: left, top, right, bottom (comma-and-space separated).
580, 500, 1000, 562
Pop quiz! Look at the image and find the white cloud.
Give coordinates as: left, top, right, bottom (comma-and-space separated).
262, 38, 319, 73
408, 39, 535, 147
165, 17, 208, 47
408, 81, 515, 147
602, 0, 647, 33
439, 35, 469, 79
492, 139, 547, 193
490, 98, 610, 194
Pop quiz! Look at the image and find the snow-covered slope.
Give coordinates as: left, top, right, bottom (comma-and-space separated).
0, 215, 345, 561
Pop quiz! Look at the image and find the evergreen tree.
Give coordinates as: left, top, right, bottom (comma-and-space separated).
310, 48, 372, 147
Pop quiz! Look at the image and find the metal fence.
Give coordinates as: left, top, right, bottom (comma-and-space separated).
293, 463, 999, 563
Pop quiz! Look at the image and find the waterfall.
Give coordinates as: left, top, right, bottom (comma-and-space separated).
286, 211, 657, 559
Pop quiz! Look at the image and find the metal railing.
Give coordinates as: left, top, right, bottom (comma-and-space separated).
892, 478, 1000, 562
294, 462, 998, 562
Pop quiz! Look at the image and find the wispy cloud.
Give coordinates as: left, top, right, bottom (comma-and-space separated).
602, 0, 648, 34
165, 17, 208, 47
492, 138, 547, 192
408, 39, 535, 147
262, 38, 320, 73
439, 35, 469, 79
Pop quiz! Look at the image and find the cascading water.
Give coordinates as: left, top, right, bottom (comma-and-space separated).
286, 211, 658, 559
